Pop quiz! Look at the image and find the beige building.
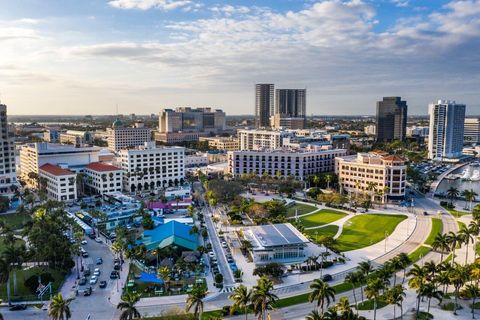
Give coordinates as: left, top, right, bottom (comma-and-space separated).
199, 136, 239, 151
271, 114, 305, 130
335, 152, 406, 202
238, 129, 293, 150
106, 120, 151, 151
59, 130, 93, 146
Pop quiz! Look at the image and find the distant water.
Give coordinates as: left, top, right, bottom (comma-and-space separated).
436, 164, 480, 196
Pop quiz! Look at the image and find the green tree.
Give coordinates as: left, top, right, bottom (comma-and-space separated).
432, 233, 450, 263
229, 284, 251, 320
364, 277, 385, 320
251, 277, 278, 320
461, 284, 480, 319
385, 285, 406, 320
407, 264, 427, 317
345, 272, 359, 311
447, 186, 460, 206
48, 293, 73, 320
117, 292, 141, 320
185, 284, 207, 320
308, 278, 336, 314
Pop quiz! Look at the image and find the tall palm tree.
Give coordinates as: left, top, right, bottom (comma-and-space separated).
447, 186, 460, 206
459, 226, 475, 265
117, 292, 141, 320
422, 282, 443, 313
448, 264, 469, 315
308, 278, 336, 314
325, 174, 333, 190
395, 253, 411, 285
185, 284, 207, 320
357, 260, 374, 277
432, 233, 450, 263
462, 284, 480, 319
345, 272, 359, 311
306, 309, 322, 320
251, 277, 278, 320
364, 277, 385, 320
229, 284, 252, 320
407, 264, 427, 318
446, 231, 463, 264
0, 257, 11, 306
366, 182, 377, 203
385, 285, 406, 320
48, 293, 73, 320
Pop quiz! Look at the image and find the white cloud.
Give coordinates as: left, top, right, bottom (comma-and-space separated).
108, 0, 193, 11
391, 0, 409, 7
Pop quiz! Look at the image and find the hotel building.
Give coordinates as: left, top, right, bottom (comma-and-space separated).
106, 120, 152, 151
84, 162, 123, 195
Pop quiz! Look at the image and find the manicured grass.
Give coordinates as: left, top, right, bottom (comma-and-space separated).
304, 225, 339, 243
298, 209, 347, 228
446, 208, 471, 218
458, 221, 467, 230
442, 302, 463, 311
356, 299, 388, 310
424, 218, 443, 246
0, 212, 31, 230
334, 214, 407, 252
286, 203, 318, 217
408, 245, 431, 263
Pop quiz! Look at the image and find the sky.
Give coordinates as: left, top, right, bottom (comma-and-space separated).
1, 0, 480, 116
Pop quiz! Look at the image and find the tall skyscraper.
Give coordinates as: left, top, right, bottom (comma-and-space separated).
0, 104, 17, 195
428, 100, 466, 160
275, 89, 306, 117
375, 97, 408, 142
255, 84, 274, 128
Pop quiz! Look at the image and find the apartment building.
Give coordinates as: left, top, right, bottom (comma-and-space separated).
39, 163, 77, 201
228, 145, 347, 180
335, 152, 406, 202
106, 120, 152, 151
199, 136, 240, 151
84, 162, 123, 195
238, 129, 293, 150
117, 142, 185, 193
0, 104, 17, 196
464, 118, 480, 144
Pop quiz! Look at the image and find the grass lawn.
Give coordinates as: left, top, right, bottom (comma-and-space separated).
424, 218, 443, 246
0, 212, 31, 230
408, 245, 431, 263
446, 207, 471, 218
356, 299, 388, 310
0, 267, 65, 301
304, 225, 339, 243
334, 214, 407, 252
458, 221, 467, 230
286, 203, 318, 217
298, 209, 347, 228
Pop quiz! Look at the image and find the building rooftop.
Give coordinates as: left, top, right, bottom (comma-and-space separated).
86, 162, 122, 172
249, 223, 309, 248
140, 220, 197, 251
39, 163, 75, 176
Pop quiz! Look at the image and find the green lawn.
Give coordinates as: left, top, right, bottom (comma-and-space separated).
0, 212, 31, 230
408, 245, 431, 263
458, 221, 467, 230
298, 209, 347, 228
356, 299, 388, 310
446, 207, 471, 218
286, 203, 318, 217
304, 225, 339, 243
334, 214, 407, 252
424, 218, 443, 246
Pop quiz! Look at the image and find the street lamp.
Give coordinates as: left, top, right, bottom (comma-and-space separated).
384, 231, 389, 253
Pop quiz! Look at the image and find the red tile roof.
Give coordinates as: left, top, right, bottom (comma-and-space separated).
86, 162, 121, 172
39, 163, 74, 176
382, 155, 405, 162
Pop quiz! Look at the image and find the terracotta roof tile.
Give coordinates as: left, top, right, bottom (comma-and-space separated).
39, 163, 74, 176
86, 162, 122, 172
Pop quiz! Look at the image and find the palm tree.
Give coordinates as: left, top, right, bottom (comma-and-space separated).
48, 293, 73, 320
185, 284, 207, 320
251, 277, 278, 320
0, 257, 12, 306
422, 282, 443, 313
407, 264, 427, 317
432, 233, 450, 263
447, 186, 460, 206
309, 278, 336, 314
459, 226, 475, 265
358, 260, 374, 277
313, 175, 321, 188
385, 285, 406, 320
345, 272, 359, 311
325, 174, 333, 190
449, 264, 469, 315
306, 309, 322, 320
366, 181, 377, 203
446, 231, 463, 264
117, 292, 141, 320
462, 284, 480, 319
364, 277, 385, 320
229, 284, 251, 320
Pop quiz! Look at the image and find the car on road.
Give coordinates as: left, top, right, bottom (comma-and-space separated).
110, 270, 119, 279
322, 274, 333, 282
9, 304, 27, 311
221, 241, 228, 248
82, 252, 89, 258
83, 269, 91, 277
423, 211, 428, 215
95, 237, 102, 243
208, 252, 216, 258
96, 257, 103, 265
83, 287, 92, 296
99, 280, 107, 288
93, 268, 101, 276
90, 276, 98, 284
114, 262, 121, 270
81, 240, 87, 245
78, 277, 87, 286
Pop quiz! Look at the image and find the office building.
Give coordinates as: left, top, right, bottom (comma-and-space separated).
228, 145, 346, 180
106, 119, 152, 151
364, 125, 376, 136
238, 129, 293, 150
335, 152, 406, 202
117, 142, 185, 193
84, 162, 123, 195
59, 130, 93, 146
464, 118, 480, 144
0, 104, 17, 196
255, 84, 274, 128
375, 97, 408, 142
43, 127, 61, 143
272, 89, 306, 129
406, 126, 429, 138
39, 163, 77, 201
271, 114, 306, 130
199, 136, 240, 151
428, 100, 466, 160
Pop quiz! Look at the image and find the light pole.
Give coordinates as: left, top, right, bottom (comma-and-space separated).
384, 231, 389, 253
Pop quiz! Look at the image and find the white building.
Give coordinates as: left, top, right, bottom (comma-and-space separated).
464, 118, 480, 144
364, 125, 376, 135
406, 126, 429, 138
185, 154, 209, 167
117, 142, 185, 193
228, 145, 347, 180
428, 100, 466, 160
237, 129, 294, 150
39, 163, 77, 201
335, 152, 406, 202
59, 130, 93, 146
106, 120, 152, 151
0, 104, 17, 196
19, 143, 100, 188
84, 162, 123, 195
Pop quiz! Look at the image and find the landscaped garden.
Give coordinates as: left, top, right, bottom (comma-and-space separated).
424, 218, 443, 245
334, 214, 407, 252
0, 212, 31, 230
286, 203, 318, 217
304, 225, 339, 243
297, 209, 348, 228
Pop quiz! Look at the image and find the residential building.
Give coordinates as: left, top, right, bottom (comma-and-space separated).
375, 97, 408, 142
244, 223, 309, 265
199, 136, 240, 151
84, 162, 123, 195
428, 100, 466, 160
0, 104, 17, 196
59, 130, 93, 146
228, 145, 347, 180
106, 119, 152, 151
19, 143, 100, 188
364, 125, 376, 136
43, 127, 61, 143
335, 152, 407, 202
406, 126, 429, 138
39, 163, 77, 201
117, 142, 185, 193
238, 129, 293, 150
255, 84, 274, 128
271, 89, 306, 129
185, 154, 209, 167
464, 118, 480, 144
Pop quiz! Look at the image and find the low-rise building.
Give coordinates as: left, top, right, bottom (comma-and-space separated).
185, 154, 209, 167
238, 129, 293, 150
464, 118, 480, 144
84, 162, 123, 195
271, 114, 306, 130
39, 163, 77, 201
335, 152, 406, 202
406, 126, 429, 138
364, 125, 376, 135
106, 120, 152, 151
59, 130, 93, 146
199, 136, 240, 151
43, 127, 61, 143
154, 131, 200, 144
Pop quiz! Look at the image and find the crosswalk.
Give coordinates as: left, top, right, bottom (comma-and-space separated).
221, 286, 236, 293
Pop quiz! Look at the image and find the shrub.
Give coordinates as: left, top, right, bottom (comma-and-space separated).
215, 273, 223, 284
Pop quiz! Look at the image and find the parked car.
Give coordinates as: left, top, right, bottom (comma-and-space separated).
82, 252, 89, 258
78, 277, 87, 286
110, 271, 119, 279
96, 257, 103, 265
113, 263, 121, 271
99, 281, 107, 288
322, 274, 333, 282
221, 242, 228, 248
9, 304, 27, 311
83, 286, 92, 296
208, 252, 215, 258
93, 268, 101, 276
90, 276, 98, 285
95, 238, 102, 243
83, 269, 91, 277
81, 240, 87, 245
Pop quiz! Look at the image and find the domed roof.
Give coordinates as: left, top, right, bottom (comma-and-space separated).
112, 118, 124, 128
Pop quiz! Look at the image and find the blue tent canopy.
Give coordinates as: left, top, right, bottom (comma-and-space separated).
138, 273, 164, 284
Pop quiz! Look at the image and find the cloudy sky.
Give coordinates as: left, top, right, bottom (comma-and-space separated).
1, 0, 479, 115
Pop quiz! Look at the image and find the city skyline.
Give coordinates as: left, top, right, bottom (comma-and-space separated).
1, 0, 480, 115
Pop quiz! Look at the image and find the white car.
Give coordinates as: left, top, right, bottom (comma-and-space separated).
221, 242, 228, 248
93, 268, 101, 276
89, 276, 98, 284
95, 238, 102, 243
81, 240, 87, 245
208, 252, 215, 258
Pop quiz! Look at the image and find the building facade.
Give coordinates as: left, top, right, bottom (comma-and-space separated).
428, 100, 466, 160
106, 120, 152, 151
375, 97, 408, 142
335, 152, 406, 202
228, 146, 347, 180
198, 136, 240, 151
59, 130, 93, 146
0, 104, 17, 196
271, 114, 306, 130
255, 84, 274, 128
84, 162, 123, 195
364, 125, 376, 136
117, 142, 185, 193
238, 129, 292, 150
39, 163, 77, 201
158, 107, 225, 134
464, 118, 480, 144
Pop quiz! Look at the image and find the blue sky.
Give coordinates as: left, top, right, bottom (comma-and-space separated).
0, 0, 479, 115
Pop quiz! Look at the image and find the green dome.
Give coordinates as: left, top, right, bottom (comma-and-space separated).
112, 118, 124, 128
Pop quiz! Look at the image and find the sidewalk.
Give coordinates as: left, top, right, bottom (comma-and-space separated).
108, 259, 131, 306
